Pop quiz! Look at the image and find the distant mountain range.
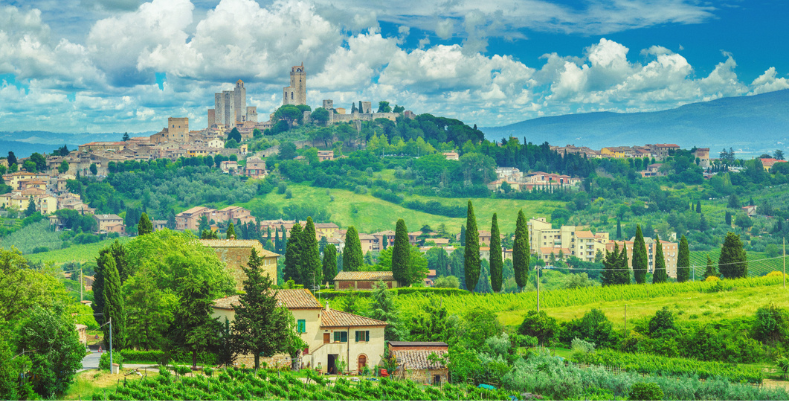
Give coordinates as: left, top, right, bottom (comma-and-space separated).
0, 131, 154, 158
481, 89, 789, 157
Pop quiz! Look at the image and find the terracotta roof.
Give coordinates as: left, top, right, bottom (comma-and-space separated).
390, 349, 448, 370
333, 271, 395, 281
575, 231, 595, 239
198, 239, 280, 257
389, 341, 448, 348
213, 289, 322, 310
179, 206, 211, 215
320, 308, 387, 328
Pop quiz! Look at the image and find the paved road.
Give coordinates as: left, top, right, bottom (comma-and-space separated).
80, 351, 158, 373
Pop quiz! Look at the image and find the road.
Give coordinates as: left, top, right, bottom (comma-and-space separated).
79, 350, 159, 373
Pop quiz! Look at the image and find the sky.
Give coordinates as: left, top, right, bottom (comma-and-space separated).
1, 0, 788, 134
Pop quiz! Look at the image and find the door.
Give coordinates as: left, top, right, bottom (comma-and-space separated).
323, 333, 330, 344
328, 354, 337, 375
357, 355, 367, 373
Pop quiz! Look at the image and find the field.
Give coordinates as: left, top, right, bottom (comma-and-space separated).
690, 249, 785, 277
24, 237, 132, 265
248, 183, 561, 234
0, 219, 62, 253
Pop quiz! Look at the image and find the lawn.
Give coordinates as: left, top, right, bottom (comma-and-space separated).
249, 183, 562, 234
63, 369, 160, 400
25, 237, 132, 265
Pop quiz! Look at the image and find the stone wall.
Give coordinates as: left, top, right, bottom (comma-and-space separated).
199, 239, 278, 290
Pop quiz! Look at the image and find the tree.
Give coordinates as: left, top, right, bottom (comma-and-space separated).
725, 211, 732, 226
300, 217, 323, 289
23, 159, 37, 173
460, 225, 466, 246
703, 254, 718, 279
602, 243, 627, 286
727, 194, 740, 208
323, 244, 337, 284
25, 196, 36, 217
616, 220, 622, 240
489, 213, 503, 292
283, 223, 303, 283
90, 163, 98, 175
464, 201, 481, 292
409, 299, 454, 342
16, 306, 84, 397
253, 128, 262, 139
382, 234, 388, 250
279, 142, 297, 160
369, 281, 402, 341
775, 149, 785, 161
101, 252, 126, 350
618, 243, 631, 284
137, 212, 153, 236
58, 160, 69, 174
311, 107, 329, 125
274, 105, 303, 128
392, 219, 411, 286
226, 222, 236, 239
343, 226, 364, 271
699, 214, 708, 232
30, 153, 46, 172
632, 225, 648, 284
719, 232, 747, 278
652, 235, 668, 283
513, 209, 530, 290
227, 127, 242, 143
122, 132, 130, 141
377, 101, 392, 113
169, 280, 222, 368
7, 151, 16, 167
676, 235, 690, 282
519, 310, 558, 346
696, 200, 702, 213
224, 139, 239, 148
232, 249, 294, 369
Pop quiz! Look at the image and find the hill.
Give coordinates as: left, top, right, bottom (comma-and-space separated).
0, 130, 155, 158
481, 90, 789, 156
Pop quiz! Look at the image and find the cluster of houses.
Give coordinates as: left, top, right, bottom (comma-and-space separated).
488, 167, 583, 192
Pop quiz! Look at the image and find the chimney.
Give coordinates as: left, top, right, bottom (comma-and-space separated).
325, 301, 329, 311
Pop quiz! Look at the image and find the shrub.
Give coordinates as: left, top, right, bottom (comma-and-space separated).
99, 352, 123, 370
628, 382, 663, 401
705, 276, 720, 282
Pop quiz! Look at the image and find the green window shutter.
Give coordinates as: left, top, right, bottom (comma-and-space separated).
334, 332, 340, 342
355, 331, 359, 342
366, 331, 369, 341
297, 320, 305, 333
341, 332, 347, 342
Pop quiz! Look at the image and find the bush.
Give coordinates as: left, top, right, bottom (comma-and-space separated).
433, 276, 460, 288
628, 382, 663, 401
99, 352, 123, 370
518, 310, 559, 346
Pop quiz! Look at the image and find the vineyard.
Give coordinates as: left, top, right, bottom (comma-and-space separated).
93, 366, 514, 401
25, 237, 131, 264
0, 220, 62, 254
393, 275, 784, 320
572, 349, 764, 384
689, 249, 784, 277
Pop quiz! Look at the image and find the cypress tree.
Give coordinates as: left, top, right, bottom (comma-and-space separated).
300, 217, 323, 289
101, 253, 125, 350
137, 212, 153, 236
464, 201, 481, 292
677, 235, 690, 282
618, 243, 631, 285
719, 232, 747, 278
725, 211, 732, 226
703, 254, 718, 279
652, 234, 668, 283
489, 213, 503, 292
696, 200, 702, 213
513, 209, 529, 290
632, 225, 648, 284
616, 220, 622, 240
319, 236, 328, 254
601, 243, 620, 286
274, 228, 281, 254
343, 226, 364, 271
227, 222, 236, 239
382, 234, 388, 250
283, 223, 302, 283
323, 244, 337, 285
460, 225, 466, 246
392, 219, 411, 286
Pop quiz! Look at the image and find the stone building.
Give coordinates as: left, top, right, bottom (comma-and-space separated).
283, 63, 307, 105
333, 271, 397, 290
199, 239, 279, 290
209, 80, 256, 128
388, 342, 449, 385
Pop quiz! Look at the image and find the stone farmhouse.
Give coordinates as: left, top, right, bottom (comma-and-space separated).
332, 271, 397, 290
212, 289, 387, 374
388, 342, 449, 385
199, 239, 279, 290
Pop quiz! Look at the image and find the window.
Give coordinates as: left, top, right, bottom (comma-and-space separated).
355, 331, 370, 342
333, 331, 348, 342
297, 319, 306, 333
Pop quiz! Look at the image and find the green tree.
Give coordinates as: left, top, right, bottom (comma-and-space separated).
632, 225, 648, 284
253, 128, 262, 139
618, 243, 631, 284
727, 194, 740, 208
602, 243, 629, 285
703, 254, 718, 279
227, 127, 242, 143
300, 217, 323, 289
23, 160, 36, 173
0, 324, 35, 399
169, 280, 222, 368
677, 235, 690, 282
137, 212, 153, 236
16, 305, 84, 397
377, 101, 392, 113
369, 281, 402, 341
274, 105, 303, 128
696, 200, 702, 213
409, 299, 454, 342
464, 201, 481, 292
124, 270, 173, 350
226, 222, 236, 239
725, 211, 732, 226
719, 232, 748, 278
101, 252, 126, 350
24, 196, 36, 216
652, 235, 668, 283
323, 244, 337, 285
489, 213, 503, 292
232, 249, 294, 369
90, 163, 98, 175
751, 304, 789, 346
342, 226, 364, 272
519, 310, 558, 346
513, 209, 530, 290
122, 132, 130, 141
311, 107, 329, 125
392, 219, 411, 286
58, 160, 69, 174
616, 220, 622, 240
460, 225, 466, 246
283, 223, 303, 283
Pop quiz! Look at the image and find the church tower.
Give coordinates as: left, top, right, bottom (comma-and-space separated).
283, 63, 306, 105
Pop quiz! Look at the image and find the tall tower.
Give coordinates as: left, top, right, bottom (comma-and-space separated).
234, 80, 246, 123
222, 90, 235, 128
283, 62, 306, 105
214, 93, 225, 126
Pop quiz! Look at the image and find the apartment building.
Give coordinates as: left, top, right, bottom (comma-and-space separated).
606, 237, 679, 278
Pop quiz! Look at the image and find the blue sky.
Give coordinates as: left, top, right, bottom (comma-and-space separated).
1, 0, 788, 134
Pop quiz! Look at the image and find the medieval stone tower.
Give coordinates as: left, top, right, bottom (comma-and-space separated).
283, 63, 306, 106
234, 80, 246, 123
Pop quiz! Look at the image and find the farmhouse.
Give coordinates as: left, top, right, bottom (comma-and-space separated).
332, 271, 398, 290
199, 239, 279, 290
388, 342, 449, 385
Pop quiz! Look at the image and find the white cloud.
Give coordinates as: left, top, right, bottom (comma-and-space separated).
749, 67, 789, 95
435, 19, 454, 40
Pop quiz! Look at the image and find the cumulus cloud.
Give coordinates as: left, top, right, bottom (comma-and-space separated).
435, 19, 454, 39
749, 67, 789, 95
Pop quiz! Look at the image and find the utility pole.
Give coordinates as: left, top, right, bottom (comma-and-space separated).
80, 266, 83, 302
108, 318, 113, 374
536, 266, 540, 313
784, 238, 786, 289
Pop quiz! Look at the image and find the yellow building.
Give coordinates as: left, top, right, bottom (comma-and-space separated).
199, 239, 279, 290
528, 218, 609, 262
212, 289, 387, 373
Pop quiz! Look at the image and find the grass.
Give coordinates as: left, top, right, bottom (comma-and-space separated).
0, 220, 62, 253
25, 237, 132, 265
248, 183, 562, 234
690, 249, 785, 277
496, 282, 789, 327
63, 369, 160, 400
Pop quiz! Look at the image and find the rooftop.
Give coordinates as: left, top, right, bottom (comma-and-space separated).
320, 308, 387, 328
198, 239, 280, 257
213, 289, 322, 310
333, 271, 395, 281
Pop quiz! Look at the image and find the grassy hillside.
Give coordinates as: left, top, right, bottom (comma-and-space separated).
690, 249, 784, 277
248, 183, 561, 234
0, 220, 62, 253
25, 237, 131, 265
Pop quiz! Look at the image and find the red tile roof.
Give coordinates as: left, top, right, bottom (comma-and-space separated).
320, 308, 387, 328
213, 289, 322, 310
333, 271, 395, 281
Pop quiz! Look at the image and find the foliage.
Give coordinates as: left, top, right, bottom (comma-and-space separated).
751, 303, 789, 346
490, 213, 503, 292
518, 310, 559, 345
101, 252, 126, 349
300, 217, 323, 289
342, 226, 364, 272
368, 281, 403, 341
283, 222, 303, 283
98, 352, 124, 371
602, 243, 630, 285
322, 243, 337, 284
464, 201, 481, 292
631, 225, 648, 284
628, 382, 663, 401
677, 235, 690, 282
513, 210, 529, 290
168, 279, 222, 368
560, 309, 617, 348
391, 219, 410, 286
137, 213, 153, 236
719, 232, 748, 278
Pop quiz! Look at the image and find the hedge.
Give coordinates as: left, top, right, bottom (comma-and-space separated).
119, 349, 217, 365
